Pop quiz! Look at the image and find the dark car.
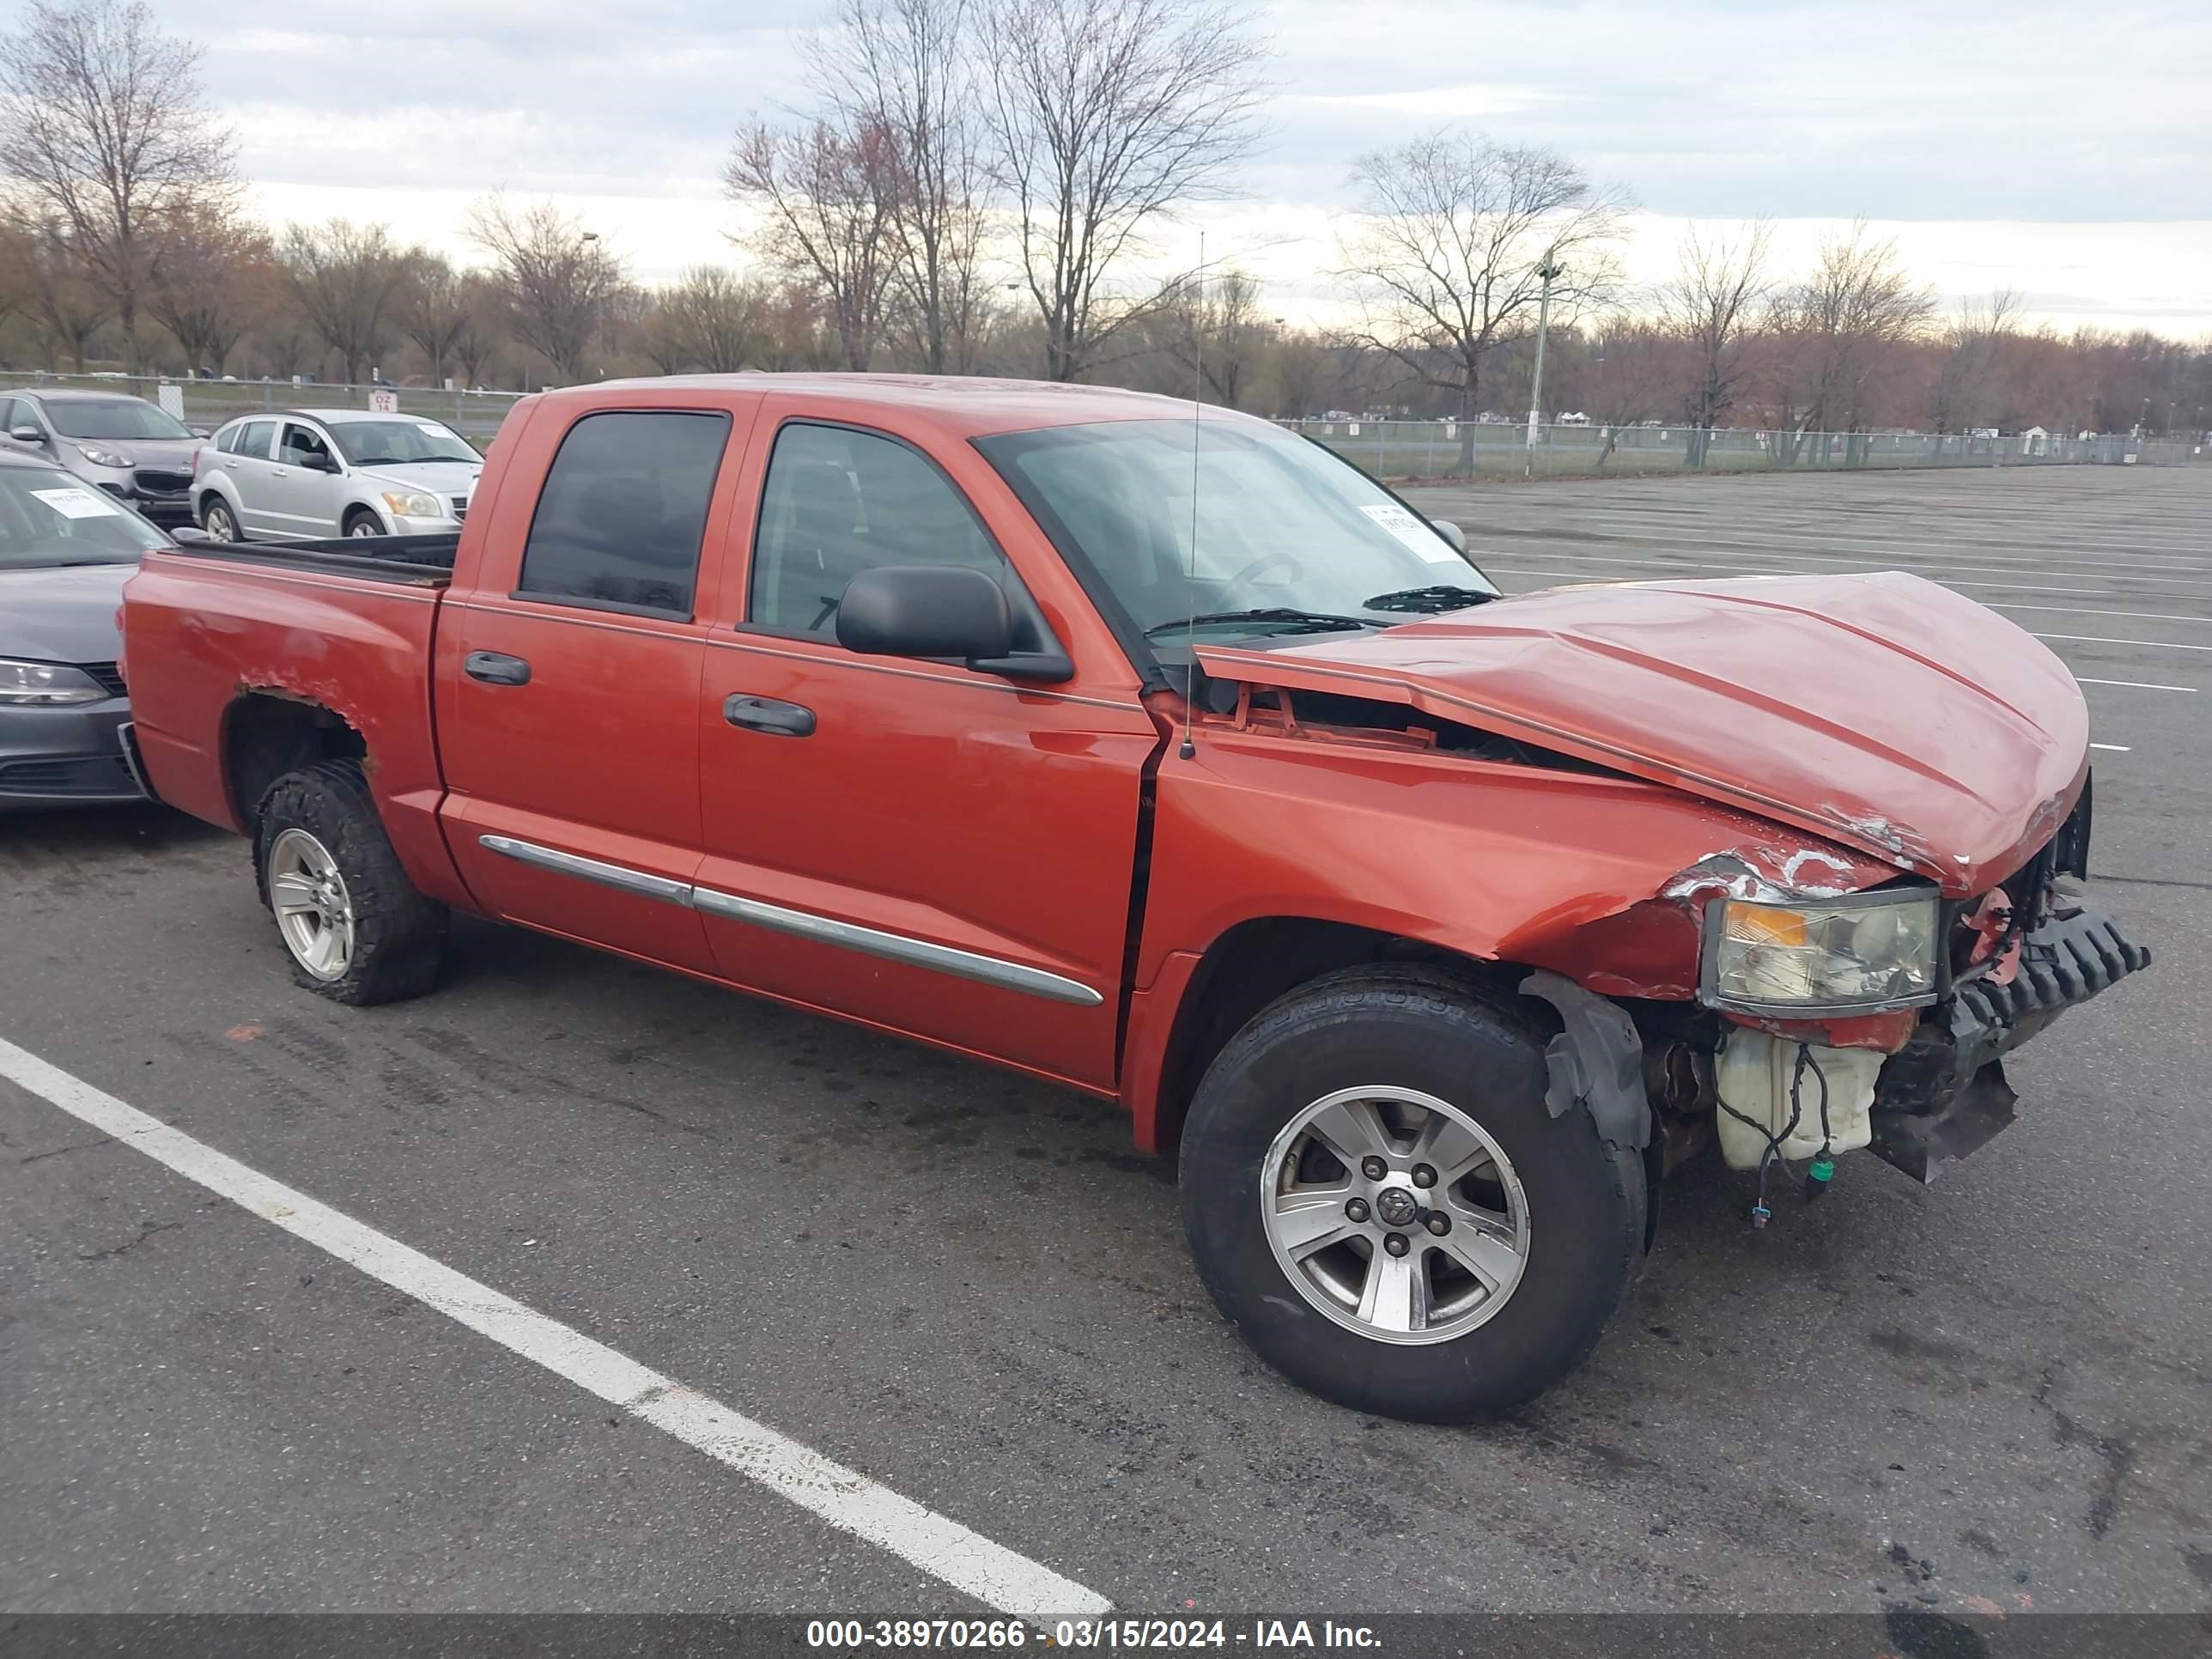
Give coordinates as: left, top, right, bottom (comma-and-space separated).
0, 387, 205, 526
0, 450, 176, 810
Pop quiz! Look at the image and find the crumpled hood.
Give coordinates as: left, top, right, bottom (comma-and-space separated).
0, 562, 135, 664
1196, 572, 2088, 896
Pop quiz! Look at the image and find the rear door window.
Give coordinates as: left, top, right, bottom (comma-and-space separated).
516, 410, 732, 617
235, 420, 276, 459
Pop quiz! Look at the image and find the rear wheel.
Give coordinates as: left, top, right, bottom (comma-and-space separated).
200, 497, 239, 542
1180, 965, 1645, 1422
254, 759, 447, 1005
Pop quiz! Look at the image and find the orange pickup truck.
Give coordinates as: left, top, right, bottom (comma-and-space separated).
120, 375, 2148, 1421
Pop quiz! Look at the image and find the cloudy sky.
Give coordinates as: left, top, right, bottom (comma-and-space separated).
125, 0, 2212, 334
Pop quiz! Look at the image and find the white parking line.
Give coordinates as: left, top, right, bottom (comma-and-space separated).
2033, 632, 2212, 652
1990, 604, 2212, 624
2075, 678, 2197, 692
2090, 743, 2132, 752
0, 1035, 1111, 1621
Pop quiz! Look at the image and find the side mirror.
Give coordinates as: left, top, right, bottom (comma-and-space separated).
1430, 517, 1468, 554
189, 426, 212, 439
10, 425, 45, 445
169, 526, 211, 544
303, 453, 338, 473
837, 564, 1014, 665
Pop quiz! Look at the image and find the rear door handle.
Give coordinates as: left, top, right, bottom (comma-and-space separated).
723, 694, 815, 737
464, 650, 532, 686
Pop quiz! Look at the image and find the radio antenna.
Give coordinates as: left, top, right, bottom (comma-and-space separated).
1179, 233, 1204, 762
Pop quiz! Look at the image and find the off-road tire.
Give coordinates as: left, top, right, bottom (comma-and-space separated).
253, 759, 447, 1005
1179, 963, 1645, 1423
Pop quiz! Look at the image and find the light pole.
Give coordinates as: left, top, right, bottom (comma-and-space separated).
1524, 251, 1564, 480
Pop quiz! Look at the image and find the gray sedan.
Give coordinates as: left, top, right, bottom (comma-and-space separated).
0, 451, 177, 810
0, 387, 204, 526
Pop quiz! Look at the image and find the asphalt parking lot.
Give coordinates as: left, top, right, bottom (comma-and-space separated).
3, 463, 2209, 1623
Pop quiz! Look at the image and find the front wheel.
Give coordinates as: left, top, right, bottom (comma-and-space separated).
255, 759, 447, 1005
1180, 965, 1645, 1423
343, 510, 385, 538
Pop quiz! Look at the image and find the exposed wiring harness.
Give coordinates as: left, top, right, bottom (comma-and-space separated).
1717, 1042, 1831, 1226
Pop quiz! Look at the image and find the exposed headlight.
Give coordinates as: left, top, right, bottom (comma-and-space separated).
0, 659, 107, 705
380, 490, 445, 520
76, 445, 134, 468
1701, 889, 1941, 1015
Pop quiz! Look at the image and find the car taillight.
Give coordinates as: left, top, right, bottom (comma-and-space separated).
191, 446, 204, 476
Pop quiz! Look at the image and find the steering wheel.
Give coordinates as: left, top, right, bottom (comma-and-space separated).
1218, 550, 1302, 591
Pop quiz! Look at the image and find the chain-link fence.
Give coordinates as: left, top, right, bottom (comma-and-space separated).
0, 370, 527, 443
1282, 418, 2212, 480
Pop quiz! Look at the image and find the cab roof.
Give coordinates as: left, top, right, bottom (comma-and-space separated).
548, 373, 1250, 441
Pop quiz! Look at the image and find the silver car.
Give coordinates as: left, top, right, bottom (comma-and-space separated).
0, 450, 178, 811
193, 408, 483, 541
0, 388, 205, 526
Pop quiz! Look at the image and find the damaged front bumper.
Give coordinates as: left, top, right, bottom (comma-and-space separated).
1869, 903, 2150, 1182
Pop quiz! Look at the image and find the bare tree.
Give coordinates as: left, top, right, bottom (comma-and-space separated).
281, 219, 408, 385
20, 216, 106, 368
398, 252, 476, 386
1572, 320, 1683, 468
447, 272, 501, 388
649, 264, 769, 374
1765, 222, 1935, 463
1339, 130, 1628, 471
1661, 219, 1770, 468
982, 0, 1268, 382
808, 0, 993, 373
726, 118, 898, 372
1161, 266, 1265, 407
145, 199, 275, 374
0, 0, 234, 372
466, 194, 629, 386
1927, 288, 2022, 449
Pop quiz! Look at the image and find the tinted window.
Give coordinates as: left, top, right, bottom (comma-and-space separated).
328, 420, 478, 465
237, 420, 276, 459
0, 468, 168, 568
517, 410, 731, 617
750, 422, 1007, 636
0, 398, 22, 430
279, 423, 333, 466
44, 398, 193, 441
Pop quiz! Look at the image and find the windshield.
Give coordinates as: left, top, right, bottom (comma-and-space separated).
0, 469, 170, 567
328, 420, 481, 466
975, 420, 1497, 643
45, 398, 194, 441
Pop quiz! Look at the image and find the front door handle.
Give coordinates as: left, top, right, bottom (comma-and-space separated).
723, 694, 816, 738
465, 650, 532, 686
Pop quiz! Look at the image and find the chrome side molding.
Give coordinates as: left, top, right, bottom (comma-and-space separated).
477, 834, 1103, 1007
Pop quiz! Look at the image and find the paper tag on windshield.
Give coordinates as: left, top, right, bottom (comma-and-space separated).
32, 487, 120, 520
1360, 501, 1462, 562
416, 422, 447, 434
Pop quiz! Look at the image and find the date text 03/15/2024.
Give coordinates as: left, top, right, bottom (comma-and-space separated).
803, 1619, 1382, 1651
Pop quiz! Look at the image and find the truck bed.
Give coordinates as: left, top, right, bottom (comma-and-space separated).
170, 532, 460, 584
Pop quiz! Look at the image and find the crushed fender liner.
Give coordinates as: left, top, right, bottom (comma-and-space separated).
1519, 970, 1651, 1150
1870, 904, 2150, 1182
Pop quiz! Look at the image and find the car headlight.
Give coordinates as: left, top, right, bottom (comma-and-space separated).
1701, 888, 1941, 1015
76, 445, 134, 468
380, 490, 446, 520
0, 659, 107, 705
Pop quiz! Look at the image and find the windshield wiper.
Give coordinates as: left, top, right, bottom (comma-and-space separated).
1144, 607, 1372, 639
401, 454, 477, 463
1360, 584, 1498, 614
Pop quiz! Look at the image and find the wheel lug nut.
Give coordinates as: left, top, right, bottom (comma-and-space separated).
1345, 1198, 1370, 1223
1425, 1212, 1450, 1236
1360, 1156, 1388, 1181
1383, 1232, 1410, 1257
1412, 1164, 1437, 1188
